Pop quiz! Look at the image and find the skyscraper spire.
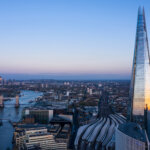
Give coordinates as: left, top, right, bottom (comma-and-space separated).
128, 7, 150, 126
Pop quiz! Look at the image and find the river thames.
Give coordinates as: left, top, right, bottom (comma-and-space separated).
0, 90, 43, 150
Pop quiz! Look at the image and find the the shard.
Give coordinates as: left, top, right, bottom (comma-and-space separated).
128, 7, 150, 126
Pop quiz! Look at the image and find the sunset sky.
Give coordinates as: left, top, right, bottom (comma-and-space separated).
0, 0, 150, 80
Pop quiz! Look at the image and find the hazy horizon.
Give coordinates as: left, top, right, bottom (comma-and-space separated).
0, 73, 130, 80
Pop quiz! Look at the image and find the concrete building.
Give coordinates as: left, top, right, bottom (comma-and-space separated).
87, 88, 92, 95
14, 127, 47, 149
115, 122, 149, 150
25, 133, 68, 150
14, 126, 69, 150
0, 95, 4, 108
66, 91, 70, 96
23, 108, 53, 124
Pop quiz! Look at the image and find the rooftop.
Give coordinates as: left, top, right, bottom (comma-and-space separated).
74, 113, 126, 150
118, 122, 147, 142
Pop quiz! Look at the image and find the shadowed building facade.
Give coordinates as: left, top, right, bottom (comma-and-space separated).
98, 92, 113, 118
128, 7, 150, 127
116, 122, 149, 150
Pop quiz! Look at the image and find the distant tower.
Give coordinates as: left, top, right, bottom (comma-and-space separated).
0, 95, 4, 108
128, 7, 150, 127
89, 89, 92, 95
0, 76, 3, 85
15, 95, 19, 108
87, 88, 92, 95
66, 91, 70, 96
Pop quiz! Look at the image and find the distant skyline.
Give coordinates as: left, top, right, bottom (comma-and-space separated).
0, 0, 150, 80
1, 73, 130, 80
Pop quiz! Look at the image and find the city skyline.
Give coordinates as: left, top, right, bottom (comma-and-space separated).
1, 2, 150, 150
1, 1, 150, 80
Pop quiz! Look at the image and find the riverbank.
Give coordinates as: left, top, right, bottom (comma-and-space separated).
0, 90, 43, 150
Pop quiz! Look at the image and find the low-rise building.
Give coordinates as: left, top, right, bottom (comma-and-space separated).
15, 127, 47, 149
22, 108, 53, 124
25, 133, 67, 150
14, 126, 70, 150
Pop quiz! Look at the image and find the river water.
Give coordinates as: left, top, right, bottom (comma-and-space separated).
0, 90, 43, 150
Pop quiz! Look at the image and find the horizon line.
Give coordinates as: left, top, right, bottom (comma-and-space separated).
0, 73, 131, 80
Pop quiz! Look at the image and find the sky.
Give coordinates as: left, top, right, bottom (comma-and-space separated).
0, 0, 150, 80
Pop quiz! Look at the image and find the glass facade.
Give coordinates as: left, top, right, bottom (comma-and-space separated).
129, 8, 150, 125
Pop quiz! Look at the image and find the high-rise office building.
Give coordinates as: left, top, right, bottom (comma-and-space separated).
115, 8, 150, 150
128, 7, 150, 126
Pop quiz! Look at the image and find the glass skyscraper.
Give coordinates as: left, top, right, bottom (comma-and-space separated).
128, 7, 150, 126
